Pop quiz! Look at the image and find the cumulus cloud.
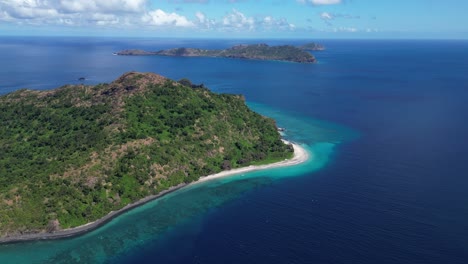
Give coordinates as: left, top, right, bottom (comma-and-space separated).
89, 13, 120, 26
142, 9, 194, 27
195, 11, 216, 29
215, 9, 294, 32
195, 11, 206, 23
261, 16, 295, 31
1, 0, 147, 17
57, 0, 147, 13
221, 9, 255, 31
0, 0, 148, 26
1, 0, 58, 19
0, 1, 296, 33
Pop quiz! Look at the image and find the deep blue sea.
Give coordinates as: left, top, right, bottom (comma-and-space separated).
1, 37, 468, 264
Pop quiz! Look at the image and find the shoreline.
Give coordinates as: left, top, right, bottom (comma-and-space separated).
0, 142, 308, 244
195, 141, 308, 184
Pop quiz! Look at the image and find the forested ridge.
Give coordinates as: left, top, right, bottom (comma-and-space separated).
0, 72, 293, 236
117, 43, 317, 63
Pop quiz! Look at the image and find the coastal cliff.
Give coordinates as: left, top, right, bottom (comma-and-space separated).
0, 72, 293, 238
117, 43, 318, 63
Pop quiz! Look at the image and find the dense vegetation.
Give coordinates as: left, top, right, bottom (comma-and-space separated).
117, 43, 316, 63
0, 72, 293, 236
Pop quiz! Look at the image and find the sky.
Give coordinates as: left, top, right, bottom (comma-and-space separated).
0, 0, 467, 39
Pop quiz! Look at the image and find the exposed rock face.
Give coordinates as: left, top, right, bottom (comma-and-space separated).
46, 219, 60, 233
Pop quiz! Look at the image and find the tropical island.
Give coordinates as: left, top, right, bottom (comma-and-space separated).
0, 72, 307, 242
298, 43, 326, 51
116, 43, 319, 63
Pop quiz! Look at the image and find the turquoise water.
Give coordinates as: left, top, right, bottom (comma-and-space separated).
0, 102, 354, 264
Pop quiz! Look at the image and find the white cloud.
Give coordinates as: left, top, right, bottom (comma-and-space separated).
298, 0, 342, 5
333, 27, 357, 32
320, 12, 333, 20
222, 9, 255, 31
0, 0, 148, 26
1, 0, 58, 19
0, 1, 193, 29
0, 10, 14, 22
318, 11, 360, 27
0, 0, 147, 17
0, 2, 296, 34
261, 16, 295, 31
195, 11, 206, 23
90, 13, 120, 26
195, 11, 216, 29
214, 9, 294, 32
366, 28, 379, 33
310, 0, 342, 5
142, 9, 194, 27
58, 0, 147, 13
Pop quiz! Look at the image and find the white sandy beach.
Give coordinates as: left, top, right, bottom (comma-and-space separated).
196, 141, 309, 184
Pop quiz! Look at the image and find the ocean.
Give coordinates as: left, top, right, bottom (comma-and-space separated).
0, 37, 467, 263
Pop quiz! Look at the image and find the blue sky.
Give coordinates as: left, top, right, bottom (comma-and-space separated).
0, 0, 467, 38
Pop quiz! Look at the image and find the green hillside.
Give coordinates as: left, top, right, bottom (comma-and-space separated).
117, 43, 317, 63
0, 72, 293, 237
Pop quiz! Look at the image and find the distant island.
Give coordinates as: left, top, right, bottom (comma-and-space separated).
0, 72, 306, 242
298, 43, 325, 51
116, 43, 322, 63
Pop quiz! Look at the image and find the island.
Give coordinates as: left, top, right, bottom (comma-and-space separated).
298, 42, 326, 51
116, 43, 318, 63
0, 72, 305, 242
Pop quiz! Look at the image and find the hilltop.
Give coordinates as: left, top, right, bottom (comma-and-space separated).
0, 72, 293, 238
